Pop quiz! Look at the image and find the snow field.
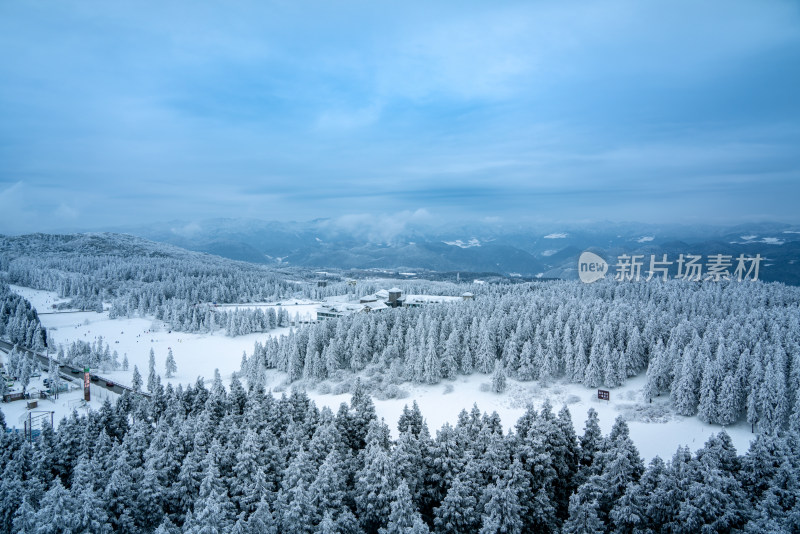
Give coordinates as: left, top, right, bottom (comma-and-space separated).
6, 285, 757, 461
300, 372, 755, 461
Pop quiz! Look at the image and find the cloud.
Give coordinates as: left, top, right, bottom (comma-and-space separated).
444, 238, 481, 248
171, 222, 202, 237
321, 209, 433, 243
0, 0, 799, 230
373, 9, 536, 101
55, 203, 79, 220
0, 182, 27, 233
316, 103, 382, 131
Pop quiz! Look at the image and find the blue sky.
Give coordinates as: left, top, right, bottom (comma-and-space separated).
1, 0, 799, 233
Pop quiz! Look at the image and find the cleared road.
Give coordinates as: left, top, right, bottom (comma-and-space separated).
0, 340, 149, 398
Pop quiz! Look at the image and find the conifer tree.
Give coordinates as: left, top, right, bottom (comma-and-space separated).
148, 348, 157, 393
491, 360, 507, 393
563, 494, 603, 534
132, 365, 143, 393
379, 481, 430, 534
165, 348, 177, 378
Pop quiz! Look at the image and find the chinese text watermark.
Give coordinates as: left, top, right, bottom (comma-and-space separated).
579, 252, 763, 284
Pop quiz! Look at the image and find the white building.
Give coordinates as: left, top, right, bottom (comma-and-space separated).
316, 288, 470, 320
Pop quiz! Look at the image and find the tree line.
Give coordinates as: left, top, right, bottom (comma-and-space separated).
243, 280, 800, 434
0, 282, 46, 349
0, 233, 478, 336
0, 377, 797, 533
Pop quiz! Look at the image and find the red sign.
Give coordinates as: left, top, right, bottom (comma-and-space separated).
598, 389, 610, 401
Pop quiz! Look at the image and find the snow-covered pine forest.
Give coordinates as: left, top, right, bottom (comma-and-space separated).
0, 234, 469, 336
0, 233, 297, 313
2, 233, 800, 532
0, 282, 46, 349
244, 280, 800, 434
58, 338, 122, 373
3, 234, 800, 434
1, 377, 798, 534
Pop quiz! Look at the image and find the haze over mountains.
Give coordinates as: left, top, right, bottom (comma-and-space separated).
116, 218, 800, 284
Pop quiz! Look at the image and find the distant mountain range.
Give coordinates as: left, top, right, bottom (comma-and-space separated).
116, 218, 800, 285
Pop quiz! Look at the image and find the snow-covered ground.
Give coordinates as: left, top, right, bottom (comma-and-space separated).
9, 285, 302, 387
12, 285, 72, 312
0, 365, 117, 434
5, 285, 757, 460
301, 373, 755, 461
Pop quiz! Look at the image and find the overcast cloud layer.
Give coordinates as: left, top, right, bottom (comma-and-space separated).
1, 0, 799, 234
